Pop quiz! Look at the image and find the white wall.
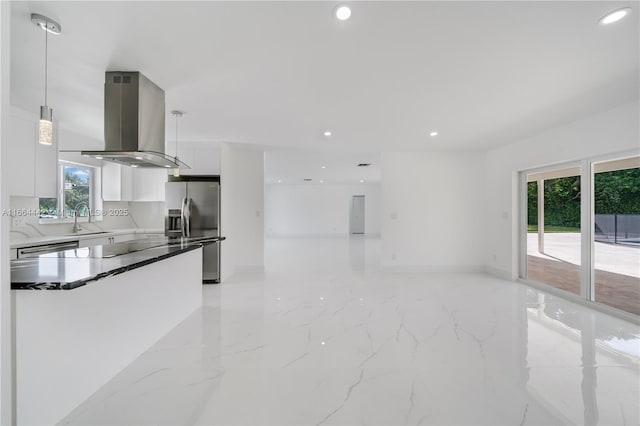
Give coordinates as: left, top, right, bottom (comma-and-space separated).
220, 143, 264, 279
265, 184, 381, 237
484, 101, 640, 280
0, 2, 14, 423
380, 151, 485, 271
57, 124, 103, 150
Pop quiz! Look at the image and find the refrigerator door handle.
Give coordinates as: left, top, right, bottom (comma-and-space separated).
184, 198, 192, 237
180, 197, 187, 237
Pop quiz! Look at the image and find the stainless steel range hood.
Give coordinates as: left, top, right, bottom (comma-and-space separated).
82, 71, 189, 169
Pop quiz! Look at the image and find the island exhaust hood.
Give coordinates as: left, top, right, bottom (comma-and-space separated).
82, 71, 189, 169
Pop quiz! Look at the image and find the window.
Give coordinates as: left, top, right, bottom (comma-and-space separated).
39, 161, 100, 221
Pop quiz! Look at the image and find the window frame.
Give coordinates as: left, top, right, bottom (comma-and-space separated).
38, 160, 103, 224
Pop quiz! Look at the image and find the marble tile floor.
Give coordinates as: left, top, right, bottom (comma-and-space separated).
60, 237, 639, 425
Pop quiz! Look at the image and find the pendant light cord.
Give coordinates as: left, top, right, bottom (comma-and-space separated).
44, 20, 48, 106
175, 113, 179, 160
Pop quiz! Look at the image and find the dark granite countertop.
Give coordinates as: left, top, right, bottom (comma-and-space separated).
11, 236, 225, 290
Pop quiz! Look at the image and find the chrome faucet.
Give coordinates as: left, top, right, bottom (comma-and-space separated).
72, 202, 91, 233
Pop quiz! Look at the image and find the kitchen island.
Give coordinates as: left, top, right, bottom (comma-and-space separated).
11, 235, 225, 289
11, 236, 223, 425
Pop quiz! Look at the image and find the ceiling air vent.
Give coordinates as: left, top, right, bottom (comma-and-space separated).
357, 163, 372, 167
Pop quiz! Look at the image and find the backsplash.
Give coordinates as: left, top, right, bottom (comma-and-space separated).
9, 196, 165, 241
128, 202, 165, 229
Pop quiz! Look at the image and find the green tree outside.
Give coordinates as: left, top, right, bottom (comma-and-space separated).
63, 166, 90, 217
527, 168, 640, 233
38, 166, 91, 218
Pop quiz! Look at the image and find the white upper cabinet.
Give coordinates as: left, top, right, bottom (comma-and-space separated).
102, 163, 132, 201
8, 107, 58, 197
170, 142, 221, 176
103, 164, 165, 202
8, 112, 36, 196
175, 142, 195, 175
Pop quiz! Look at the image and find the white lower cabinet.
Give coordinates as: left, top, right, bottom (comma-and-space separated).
112, 233, 137, 243
78, 236, 112, 248
78, 233, 153, 248
136, 233, 165, 239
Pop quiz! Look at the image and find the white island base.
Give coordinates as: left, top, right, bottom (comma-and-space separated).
15, 248, 203, 425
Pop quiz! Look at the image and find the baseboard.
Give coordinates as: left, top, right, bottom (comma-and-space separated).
379, 265, 485, 273
265, 233, 381, 238
234, 265, 265, 272
484, 265, 515, 281
266, 233, 347, 238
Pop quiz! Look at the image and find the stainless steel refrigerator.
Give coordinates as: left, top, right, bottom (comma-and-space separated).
165, 176, 220, 283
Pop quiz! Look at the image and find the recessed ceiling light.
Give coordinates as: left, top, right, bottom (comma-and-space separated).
324, 131, 332, 137
334, 5, 352, 21
320, 180, 324, 183
277, 179, 282, 183
360, 179, 364, 183
94, 156, 103, 160
430, 131, 438, 137
164, 165, 171, 168
599, 7, 631, 25
321, 165, 326, 169
131, 165, 138, 168
135, 156, 143, 160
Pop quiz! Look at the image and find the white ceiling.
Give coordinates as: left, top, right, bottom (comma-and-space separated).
9, 1, 640, 183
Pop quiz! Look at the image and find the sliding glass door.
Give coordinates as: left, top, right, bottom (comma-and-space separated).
521, 155, 640, 316
525, 167, 582, 295
592, 158, 640, 315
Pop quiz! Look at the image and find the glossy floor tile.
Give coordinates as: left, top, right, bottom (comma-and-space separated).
61, 237, 639, 425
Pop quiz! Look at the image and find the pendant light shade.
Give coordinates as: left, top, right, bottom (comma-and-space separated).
39, 106, 53, 145
32, 14, 61, 146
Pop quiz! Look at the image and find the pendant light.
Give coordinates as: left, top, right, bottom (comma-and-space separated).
31, 14, 61, 146
171, 110, 184, 177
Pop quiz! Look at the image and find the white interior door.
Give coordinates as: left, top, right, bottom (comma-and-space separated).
351, 195, 365, 234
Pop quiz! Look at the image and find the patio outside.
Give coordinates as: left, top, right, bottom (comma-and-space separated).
527, 233, 640, 315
